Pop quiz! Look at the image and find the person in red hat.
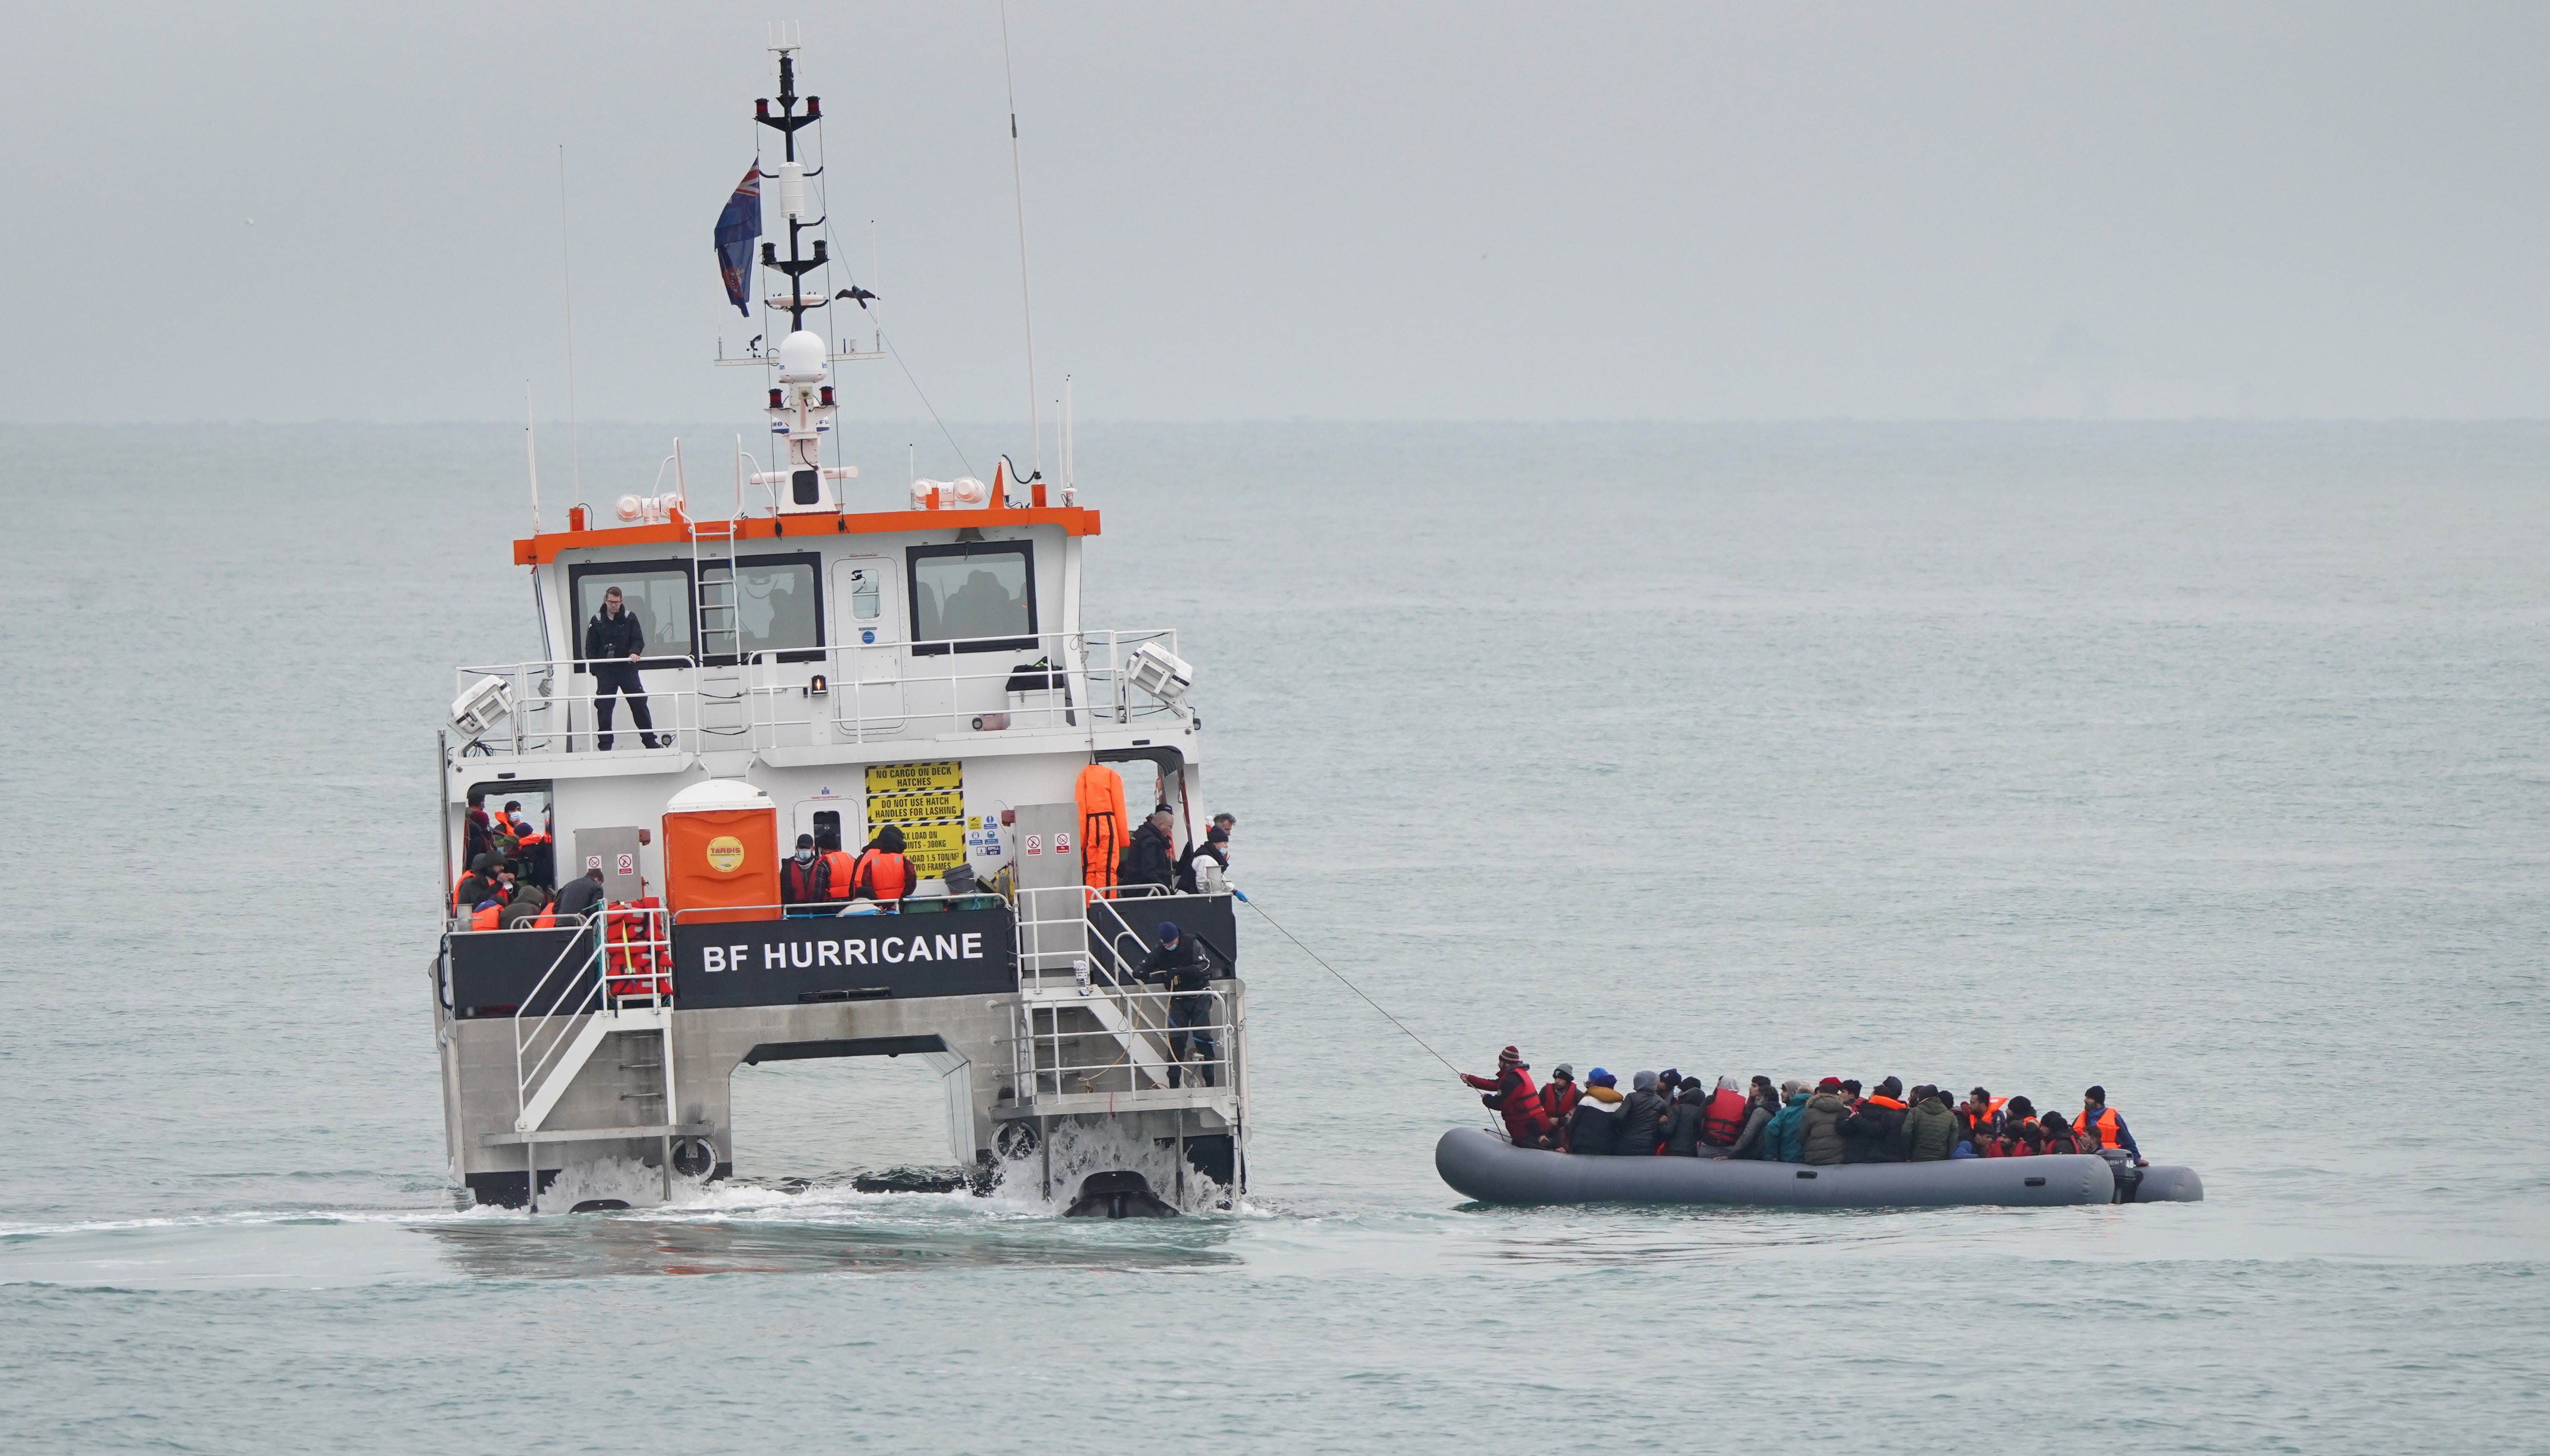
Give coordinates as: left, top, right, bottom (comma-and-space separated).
1461, 1046, 1554, 1148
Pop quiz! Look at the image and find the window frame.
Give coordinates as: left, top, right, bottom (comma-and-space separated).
723, 551, 827, 665
905, 540, 1039, 655
566, 557, 696, 669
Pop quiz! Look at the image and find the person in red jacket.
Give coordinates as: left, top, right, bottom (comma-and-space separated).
1461, 1045, 1554, 1147
1537, 1063, 1583, 1147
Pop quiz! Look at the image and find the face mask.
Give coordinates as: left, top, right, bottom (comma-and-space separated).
794, 849, 814, 863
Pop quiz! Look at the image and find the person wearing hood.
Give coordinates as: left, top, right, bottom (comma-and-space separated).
1762, 1080, 1811, 1163
1661, 1077, 1712, 1155
1799, 1078, 1851, 1166
551, 866, 607, 923
1615, 1071, 1670, 1157
780, 832, 828, 913
1838, 1076, 1911, 1163
850, 824, 914, 905
1566, 1069, 1624, 1154
1538, 1064, 1582, 1143
1902, 1084, 1962, 1161
499, 885, 553, 930
1687, 1075, 1753, 1157
1460, 1046, 1554, 1148
452, 852, 504, 915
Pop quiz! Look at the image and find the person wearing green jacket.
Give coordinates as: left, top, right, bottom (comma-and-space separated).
1762, 1081, 1811, 1163
1902, 1084, 1961, 1161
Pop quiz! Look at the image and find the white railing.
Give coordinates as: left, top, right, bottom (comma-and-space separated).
449, 628, 1184, 760
509, 906, 674, 1127
1008, 984, 1236, 1102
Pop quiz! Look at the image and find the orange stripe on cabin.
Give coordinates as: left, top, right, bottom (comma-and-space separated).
515, 505, 1101, 565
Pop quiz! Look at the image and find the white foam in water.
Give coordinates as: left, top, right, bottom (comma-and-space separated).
536, 1156, 714, 1211
982, 1117, 1242, 1216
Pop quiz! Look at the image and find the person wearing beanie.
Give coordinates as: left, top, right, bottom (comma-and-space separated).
1837, 1075, 1911, 1163
1460, 1045, 1554, 1148
1800, 1078, 1851, 1166
1566, 1069, 1625, 1155
780, 832, 826, 914
1537, 1063, 1582, 1142
1138, 922, 1218, 1088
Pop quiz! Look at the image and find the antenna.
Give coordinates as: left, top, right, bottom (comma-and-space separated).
998, 0, 1041, 476
557, 145, 580, 502
525, 383, 542, 532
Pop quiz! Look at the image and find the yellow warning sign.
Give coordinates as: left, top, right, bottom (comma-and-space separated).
704, 835, 746, 873
868, 789, 965, 824
896, 821, 968, 876
866, 760, 962, 795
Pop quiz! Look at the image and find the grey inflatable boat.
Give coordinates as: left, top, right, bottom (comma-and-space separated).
1436, 1127, 2203, 1208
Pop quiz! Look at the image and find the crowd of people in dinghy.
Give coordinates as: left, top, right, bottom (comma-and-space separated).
1462, 1047, 2143, 1163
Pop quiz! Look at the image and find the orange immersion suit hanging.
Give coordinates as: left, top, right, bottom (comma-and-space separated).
1074, 763, 1128, 893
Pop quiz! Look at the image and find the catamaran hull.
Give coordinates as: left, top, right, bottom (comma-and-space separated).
1436, 1127, 2202, 1208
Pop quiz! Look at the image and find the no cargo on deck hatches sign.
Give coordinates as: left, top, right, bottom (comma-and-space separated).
866, 760, 966, 877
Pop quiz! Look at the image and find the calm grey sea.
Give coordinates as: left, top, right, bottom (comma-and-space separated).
3, 421, 2547, 1451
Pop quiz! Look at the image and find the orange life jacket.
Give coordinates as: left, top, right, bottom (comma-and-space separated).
851, 847, 912, 901
2083, 1107, 2122, 1150
819, 849, 857, 899
469, 902, 501, 930
532, 906, 558, 928
1699, 1087, 1749, 1146
604, 898, 671, 997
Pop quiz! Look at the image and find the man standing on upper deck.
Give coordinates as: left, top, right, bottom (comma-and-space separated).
584, 586, 663, 751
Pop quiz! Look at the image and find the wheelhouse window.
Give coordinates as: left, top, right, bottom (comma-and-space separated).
569, 560, 692, 664
734, 553, 823, 662
908, 541, 1037, 654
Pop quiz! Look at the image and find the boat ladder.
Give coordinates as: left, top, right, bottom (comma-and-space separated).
689, 519, 751, 739
498, 915, 695, 1210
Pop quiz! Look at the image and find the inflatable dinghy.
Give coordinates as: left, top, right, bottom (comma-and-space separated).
1436, 1128, 2203, 1208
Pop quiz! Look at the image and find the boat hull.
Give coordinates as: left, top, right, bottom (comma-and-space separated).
1436, 1127, 2200, 1208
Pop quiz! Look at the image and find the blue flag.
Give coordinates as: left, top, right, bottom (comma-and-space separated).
714, 165, 761, 317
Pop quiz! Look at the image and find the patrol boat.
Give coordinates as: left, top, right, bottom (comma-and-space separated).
431, 44, 1245, 1215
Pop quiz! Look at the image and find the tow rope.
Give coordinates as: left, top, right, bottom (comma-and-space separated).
1243, 898, 1468, 1083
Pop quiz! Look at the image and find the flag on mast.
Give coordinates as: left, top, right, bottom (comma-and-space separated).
714, 165, 762, 317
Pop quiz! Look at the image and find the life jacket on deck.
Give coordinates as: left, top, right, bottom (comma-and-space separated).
819, 850, 857, 899
1699, 1087, 1749, 1145
850, 848, 912, 901
604, 898, 671, 998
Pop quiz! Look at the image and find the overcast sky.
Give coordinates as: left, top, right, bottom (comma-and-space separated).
2, 2, 2544, 424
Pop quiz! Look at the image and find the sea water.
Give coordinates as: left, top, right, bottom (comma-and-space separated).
3, 421, 2546, 1451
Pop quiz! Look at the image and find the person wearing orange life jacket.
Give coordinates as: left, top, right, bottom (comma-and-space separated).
849, 824, 914, 907
813, 830, 858, 903
2079, 1086, 2142, 1158
467, 899, 503, 930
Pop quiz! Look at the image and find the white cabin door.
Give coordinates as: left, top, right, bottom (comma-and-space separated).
831, 556, 905, 735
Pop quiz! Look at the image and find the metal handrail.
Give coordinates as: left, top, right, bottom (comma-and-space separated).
449, 627, 1184, 758
1005, 984, 1234, 1101
510, 907, 673, 1125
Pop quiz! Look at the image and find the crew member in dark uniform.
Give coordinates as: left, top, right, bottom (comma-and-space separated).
584, 586, 661, 750
1138, 920, 1218, 1088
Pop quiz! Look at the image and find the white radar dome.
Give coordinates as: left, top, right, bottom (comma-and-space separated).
776, 330, 828, 383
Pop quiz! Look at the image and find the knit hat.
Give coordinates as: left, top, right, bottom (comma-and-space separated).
1550, 1063, 1575, 1080
1587, 1068, 1615, 1087
1206, 826, 1230, 844
1815, 1077, 1842, 1092
1157, 921, 1181, 941
1876, 1076, 1903, 1098
1497, 1045, 1521, 1066
1657, 1068, 1680, 1088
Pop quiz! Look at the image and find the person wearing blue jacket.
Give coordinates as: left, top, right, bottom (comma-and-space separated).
1762, 1080, 1811, 1163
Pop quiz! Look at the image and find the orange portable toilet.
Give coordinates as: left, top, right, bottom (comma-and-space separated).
661, 779, 780, 924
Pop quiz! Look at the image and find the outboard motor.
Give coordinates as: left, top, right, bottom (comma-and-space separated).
2100, 1148, 2145, 1203
1063, 1170, 1179, 1219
